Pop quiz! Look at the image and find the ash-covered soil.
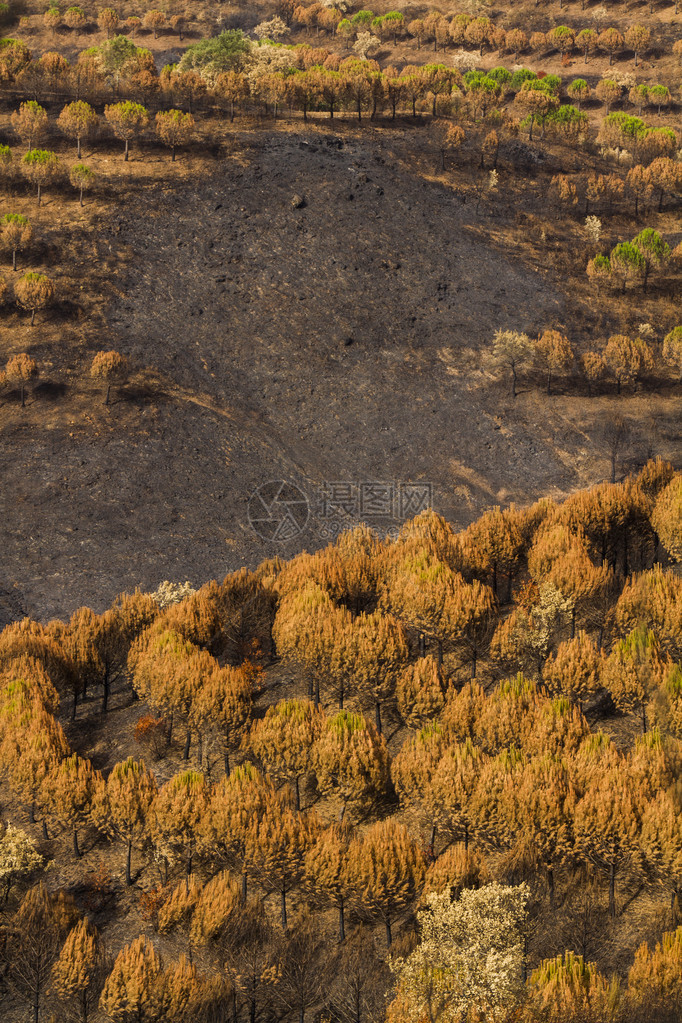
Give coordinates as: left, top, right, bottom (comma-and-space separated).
2, 126, 674, 622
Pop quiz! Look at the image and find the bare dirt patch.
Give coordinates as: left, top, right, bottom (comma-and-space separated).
1, 124, 680, 621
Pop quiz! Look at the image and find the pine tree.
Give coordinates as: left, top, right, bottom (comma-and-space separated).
158, 875, 202, 948
627, 927, 682, 1019
99, 935, 163, 1023
525, 951, 621, 1023
1, 703, 69, 830
460, 506, 525, 603
304, 821, 353, 941
653, 475, 682, 564
426, 739, 482, 851
614, 566, 682, 660
52, 917, 106, 1023
201, 763, 276, 900
347, 819, 424, 946
573, 763, 643, 917
423, 843, 490, 901
43, 753, 101, 858
313, 710, 389, 821
440, 680, 487, 743
161, 954, 222, 1022
189, 869, 241, 946
543, 632, 604, 710
190, 662, 252, 776
92, 757, 157, 884
603, 626, 664, 732
396, 657, 447, 728
5, 883, 77, 1023
151, 770, 209, 881
351, 611, 408, 733
641, 789, 682, 919
504, 756, 574, 907
249, 698, 324, 808
250, 803, 319, 929
392, 722, 446, 851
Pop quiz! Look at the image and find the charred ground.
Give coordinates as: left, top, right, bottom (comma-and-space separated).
1, 123, 680, 621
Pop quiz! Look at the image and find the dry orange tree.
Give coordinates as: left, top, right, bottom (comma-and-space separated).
90, 351, 129, 405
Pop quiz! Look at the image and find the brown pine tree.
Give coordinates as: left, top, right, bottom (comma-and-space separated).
304, 821, 353, 941
603, 626, 664, 732
248, 698, 323, 809
43, 753, 101, 858
52, 917, 106, 1023
200, 763, 276, 900
191, 662, 253, 776
250, 802, 319, 929
5, 885, 77, 1023
151, 770, 209, 881
313, 710, 389, 821
347, 819, 425, 946
93, 757, 157, 884
99, 934, 163, 1022
573, 762, 643, 918
396, 657, 447, 728
543, 632, 604, 710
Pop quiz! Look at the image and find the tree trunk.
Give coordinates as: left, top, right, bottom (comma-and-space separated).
548, 867, 555, 909
511, 364, 517, 398
281, 886, 288, 930
224, 750, 230, 776
12, 248, 16, 270
609, 861, 616, 918
105, 383, 111, 405
73, 827, 81, 859
42, 819, 48, 840
242, 870, 248, 903
183, 728, 191, 760
124, 138, 129, 161
30, 801, 36, 824
471, 649, 477, 679
20, 382, 25, 406
30, 307, 36, 326
171, 146, 176, 162
338, 898, 345, 942
385, 918, 392, 947
102, 667, 110, 713
375, 701, 382, 735
126, 839, 132, 884
294, 774, 300, 811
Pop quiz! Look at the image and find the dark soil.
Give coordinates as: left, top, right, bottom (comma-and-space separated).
1, 125, 680, 621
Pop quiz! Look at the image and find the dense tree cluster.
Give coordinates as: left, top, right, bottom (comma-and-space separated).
3, 467, 682, 1017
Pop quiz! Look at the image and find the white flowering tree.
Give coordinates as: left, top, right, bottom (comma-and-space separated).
0, 823, 44, 901
387, 882, 528, 1023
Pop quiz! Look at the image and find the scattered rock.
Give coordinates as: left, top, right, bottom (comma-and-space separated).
291, 193, 306, 208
